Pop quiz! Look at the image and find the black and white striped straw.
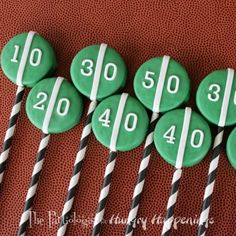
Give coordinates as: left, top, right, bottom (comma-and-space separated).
0, 86, 25, 185
161, 168, 182, 236
197, 68, 234, 236
161, 107, 192, 236
18, 76, 65, 235
58, 43, 109, 236
125, 112, 159, 236
57, 100, 97, 236
17, 133, 50, 236
92, 93, 128, 236
92, 150, 117, 236
197, 127, 224, 236
125, 55, 171, 236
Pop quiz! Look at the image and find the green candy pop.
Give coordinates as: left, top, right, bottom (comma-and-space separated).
26, 77, 83, 133
154, 108, 212, 167
125, 55, 191, 236
91, 93, 149, 235
71, 43, 127, 101
227, 128, 236, 169
17, 77, 83, 236
196, 68, 236, 235
134, 56, 190, 113
1, 31, 57, 87
0, 31, 57, 186
58, 44, 127, 236
92, 93, 149, 151
197, 69, 236, 126
154, 108, 212, 235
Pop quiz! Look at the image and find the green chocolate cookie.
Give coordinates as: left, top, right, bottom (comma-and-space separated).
154, 108, 212, 167
1, 31, 57, 87
196, 69, 236, 126
134, 56, 190, 113
92, 93, 149, 151
71, 44, 127, 101
26, 77, 83, 134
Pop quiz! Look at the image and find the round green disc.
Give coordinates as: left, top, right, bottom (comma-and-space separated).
1, 31, 57, 87
196, 69, 236, 126
134, 56, 190, 113
154, 108, 212, 167
26, 77, 83, 134
92, 93, 149, 151
70, 44, 127, 101
226, 128, 236, 169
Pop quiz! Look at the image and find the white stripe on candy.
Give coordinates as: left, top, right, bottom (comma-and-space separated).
218, 68, 234, 127
42, 77, 64, 134
110, 93, 128, 151
175, 107, 192, 169
90, 43, 108, 101
153, 55, 170, 113
16, 31, 36, 86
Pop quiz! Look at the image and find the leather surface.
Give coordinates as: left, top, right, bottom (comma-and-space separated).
0, 1, 236, 235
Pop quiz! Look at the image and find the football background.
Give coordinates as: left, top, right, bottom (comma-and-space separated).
0, 1, 236, 235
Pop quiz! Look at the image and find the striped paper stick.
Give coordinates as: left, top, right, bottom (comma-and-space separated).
0, 86, 25, 185
57, 100, 97, 236
161, 107, 192, 236
17, 133, 50, 236
198, 68, 233, 235
197, 127, 224, 236
92, 151, 117, 236
125, 112, 159, 236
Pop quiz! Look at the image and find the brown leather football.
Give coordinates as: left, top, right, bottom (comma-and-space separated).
0, 1, 236, 235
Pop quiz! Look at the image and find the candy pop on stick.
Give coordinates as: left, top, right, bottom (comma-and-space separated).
154, 108, 212, 236
57, 44, 127, 236
91, 93, 149, 236
196, 68, 236, 236
17, 77, 83, 236
125, 56, 191, 236
0, 31, 57, 185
